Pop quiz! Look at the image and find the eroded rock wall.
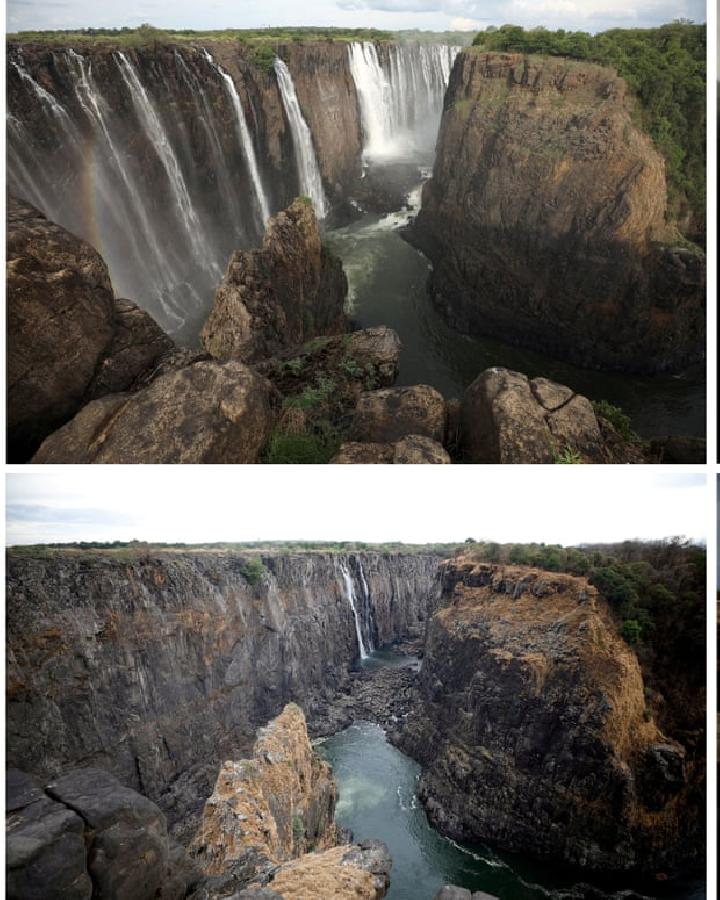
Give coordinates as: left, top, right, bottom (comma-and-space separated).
398, 559, 700, 872
410, 51, 705, 373
6, 550, 440, 834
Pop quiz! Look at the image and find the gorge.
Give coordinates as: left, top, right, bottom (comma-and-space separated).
5, 28, 706, 461
5, 544, 706, 898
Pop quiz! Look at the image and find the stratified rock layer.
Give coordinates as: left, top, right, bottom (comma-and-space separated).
6, 550, 440, 839
399, 560, 695, 872
201, 199, 347, 362
411, 51, 705, 373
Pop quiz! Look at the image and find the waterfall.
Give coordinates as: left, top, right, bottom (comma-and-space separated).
115, 52, 219, 279
348, 41, 461, 162
274, 58, 327, 220
201, 49, 271, 227
340, 563, 368, 660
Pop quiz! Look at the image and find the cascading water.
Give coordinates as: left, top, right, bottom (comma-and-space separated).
273, 58, 327, 219
201, 49, 271, 227
347, 41, 461, 162
340, 563, 368, 660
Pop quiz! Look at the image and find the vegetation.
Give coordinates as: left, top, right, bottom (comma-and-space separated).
239, 557, 267, 585
262, 421, 340, 464
554, 446, 583, 464
591, 399, 642, 443
472, 22, 706, 230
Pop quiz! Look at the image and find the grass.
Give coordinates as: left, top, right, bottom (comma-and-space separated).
262, 429, 339, 464
554, 446, 583, 464
591, 399, 641, 443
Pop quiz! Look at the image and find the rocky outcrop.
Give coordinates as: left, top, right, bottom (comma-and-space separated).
7, 197, 115, 461
6, 767, 183, 900
349, 385, 447, 444
190, 704, 337, 876
398, 559, 697, 872
31, 360, 278, 464
460, 367, 644, 463
332, 436, 451, 464
6, 550, 441, 838
201, 200, 347, 362
410, 51, 705, 373
434, 888, 498, 900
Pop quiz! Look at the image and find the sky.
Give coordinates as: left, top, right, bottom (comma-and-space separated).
5, 469, 707, 547
5, 0, 706, 34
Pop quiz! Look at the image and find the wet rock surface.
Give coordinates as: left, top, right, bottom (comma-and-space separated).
410, 51, 705, 374
201, 200, 347, 363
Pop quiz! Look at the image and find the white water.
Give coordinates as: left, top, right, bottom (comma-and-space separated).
115, 51, 219, 279
274, 58, 327, 219
202, 49, 271, 227
340, 563, 368, 659
348, 41, 461, 161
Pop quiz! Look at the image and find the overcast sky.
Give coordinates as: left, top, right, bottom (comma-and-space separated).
5, 0, 706, 34
5, 470, 707, 547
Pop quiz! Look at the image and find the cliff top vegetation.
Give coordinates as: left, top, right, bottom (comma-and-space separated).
5, 24, 466, 47
472, 21, 706, 236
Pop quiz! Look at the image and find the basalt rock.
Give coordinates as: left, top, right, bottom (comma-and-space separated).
332, 436, 451, 464
460, 367, 644, 463
201, 200, 347, 363
398, 559, 698, 872
349, 385, 447, 444
31, 359, 278, 464
410, 51, 705, 374
6, 196, 115, 461
6, 767, 189, 900
6, 550, 441, 841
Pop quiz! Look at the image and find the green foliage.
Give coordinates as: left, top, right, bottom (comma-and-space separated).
472, 22, 706, 231
592, 399, 642, 443
297, 195, 313, 206
262, 421, 340, 464
292, 813, 306, 842
281, 358, 305, 377
554, 446, 583, 464
250, 43, 276, 73
621, 619, 643, 644
239, 557, 267, 585
282, 374, 336, 411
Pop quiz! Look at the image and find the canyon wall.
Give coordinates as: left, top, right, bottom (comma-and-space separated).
6, 550, 440, 834
398, 558, 702, 873
410, 50, 706, 374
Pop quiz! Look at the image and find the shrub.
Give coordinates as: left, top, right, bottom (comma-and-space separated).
554, 446, 583, 464
621, 619, 643, 645
592, 399, 641, 443
239, 557, 267, 585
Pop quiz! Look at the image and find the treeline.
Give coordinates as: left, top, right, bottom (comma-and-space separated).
472, 22, 706, 235
7, 540, 463, 555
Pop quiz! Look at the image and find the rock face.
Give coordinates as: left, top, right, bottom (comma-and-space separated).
7, 767, 175, 900
332, 436, 451, 464
201, 200, 347, 362
6, 550, 441, 839
398, 559, 695, 872
7, 198, 179, 462
31, 360, 278, 464
410, 51, 705, 373
460, 367, 644, 463
6, 197, 115, 461
349, 385, 447, 444
191, 704, 337, 874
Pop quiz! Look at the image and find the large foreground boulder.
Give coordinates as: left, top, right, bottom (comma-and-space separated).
7, 198, 177, 461
349, 385, 447, 444
332, 436, 450, 464
460, 367, 643, 464
201, 199, 347, 362
32, 360, 278, 464
7, 197, 115, 461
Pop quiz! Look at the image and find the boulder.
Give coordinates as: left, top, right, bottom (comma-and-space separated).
6, 769, 91, 900
331, 436, 450, 464
350, 385, 446, 444
31, 360, 278, 464
343, 327, 401, 386
201, 199, 347, 362
461, 368, 631, 464
46, 767, 169, 900
7, 196, 115, 461
87, 298, 175, 399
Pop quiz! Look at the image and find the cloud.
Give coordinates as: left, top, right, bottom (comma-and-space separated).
449, 15, 485, 28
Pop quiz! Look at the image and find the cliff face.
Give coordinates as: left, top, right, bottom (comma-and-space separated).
398, 559, 699, 872
410, 51, 705, 374
6, 550, 440, 834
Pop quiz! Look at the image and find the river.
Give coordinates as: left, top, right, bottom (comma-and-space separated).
325, 189, 705, 440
